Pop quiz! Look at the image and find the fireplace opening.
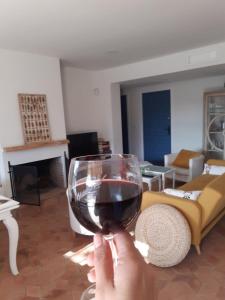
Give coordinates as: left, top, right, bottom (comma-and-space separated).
9, 156, 66, 205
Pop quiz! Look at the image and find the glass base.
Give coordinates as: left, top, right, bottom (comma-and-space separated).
80, 283, 96, 300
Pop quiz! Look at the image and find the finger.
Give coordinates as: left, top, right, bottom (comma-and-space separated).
87, 267, 96, 283
94, 234, 114, 289
87, 251, 94, 267
113, 231, 140, 259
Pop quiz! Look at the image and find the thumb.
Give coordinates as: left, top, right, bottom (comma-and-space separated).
94, 234, 114, 290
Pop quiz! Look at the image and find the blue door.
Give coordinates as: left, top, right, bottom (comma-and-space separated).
142, 90, 171, 165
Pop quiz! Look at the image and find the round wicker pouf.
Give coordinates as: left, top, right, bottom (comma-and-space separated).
135, 204, 191, 267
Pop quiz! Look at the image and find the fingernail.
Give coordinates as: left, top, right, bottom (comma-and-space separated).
94, 234, 103, 248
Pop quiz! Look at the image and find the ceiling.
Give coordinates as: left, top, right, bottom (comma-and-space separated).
1, 0, 225, 70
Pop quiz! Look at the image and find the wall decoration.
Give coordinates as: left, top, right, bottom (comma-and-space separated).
18, 93, 51, 144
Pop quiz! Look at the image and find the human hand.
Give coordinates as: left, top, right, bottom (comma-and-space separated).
87, 231, 154, 300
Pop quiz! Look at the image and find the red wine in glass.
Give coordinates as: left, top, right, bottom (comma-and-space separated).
71, 179, 142, 235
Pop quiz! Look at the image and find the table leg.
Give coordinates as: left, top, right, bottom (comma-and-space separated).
3, 215, 19, 275
148, 180, 152, 191
157, 177, 161, 191
162, 174, 165, 190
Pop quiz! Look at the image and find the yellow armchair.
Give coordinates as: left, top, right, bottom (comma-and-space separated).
164, 151, 204, 182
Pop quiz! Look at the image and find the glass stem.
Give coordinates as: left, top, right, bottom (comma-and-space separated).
105, 235, 118, 267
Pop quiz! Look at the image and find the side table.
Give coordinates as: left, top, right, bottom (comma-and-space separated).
142, 174, 161, 191
141, 165, 175, 190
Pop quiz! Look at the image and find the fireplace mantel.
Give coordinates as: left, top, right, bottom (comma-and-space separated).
3, 139, 69, 152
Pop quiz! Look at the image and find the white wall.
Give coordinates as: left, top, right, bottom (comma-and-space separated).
0, 49, 66, 147
100, 42, 225, 83
0, 49, 67, 195
61, 66, 124, 153
62, 42, 225, 155
61, 66, 113, 140
61, 66, 94, 134
110, 83, 123, 154
125, 88, 143, 158
123, 74, 225, 160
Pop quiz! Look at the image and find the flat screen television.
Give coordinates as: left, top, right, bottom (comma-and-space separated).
67, 132, 99, 159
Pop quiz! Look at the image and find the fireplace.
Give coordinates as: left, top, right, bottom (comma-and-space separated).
9, 156, 67, 205
0, 141, 68, 198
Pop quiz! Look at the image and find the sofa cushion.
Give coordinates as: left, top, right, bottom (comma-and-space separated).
164, 188, 201, 201
203, 164, 225, 175
207, 159, 225, 167
172, 149, 201, 169
179, 174, 217, 191
197, 173, 225, 229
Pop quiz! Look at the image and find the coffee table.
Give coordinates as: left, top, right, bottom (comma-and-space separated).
141, 165, 175, 190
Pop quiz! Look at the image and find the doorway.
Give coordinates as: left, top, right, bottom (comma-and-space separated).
121, 95, 129, 154
142, 90, 171, 165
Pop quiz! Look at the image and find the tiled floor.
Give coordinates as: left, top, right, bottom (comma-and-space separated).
1, 187, 225, 299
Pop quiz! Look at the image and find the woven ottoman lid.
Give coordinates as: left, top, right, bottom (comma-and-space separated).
135, 204, 191, 267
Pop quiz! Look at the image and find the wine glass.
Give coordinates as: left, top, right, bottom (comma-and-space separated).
67, 154, 143, 300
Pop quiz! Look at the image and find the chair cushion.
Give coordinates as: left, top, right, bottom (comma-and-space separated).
172, 149, 201, 169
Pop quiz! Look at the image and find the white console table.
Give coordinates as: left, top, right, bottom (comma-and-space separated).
0, 197, 20, 275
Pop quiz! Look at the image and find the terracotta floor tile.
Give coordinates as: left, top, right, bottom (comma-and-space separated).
1, 187, 225, 299
20, 297, 41, 300
26, 285, 42, 298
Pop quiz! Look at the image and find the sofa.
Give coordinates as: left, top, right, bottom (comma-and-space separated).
139, 159, 225, 256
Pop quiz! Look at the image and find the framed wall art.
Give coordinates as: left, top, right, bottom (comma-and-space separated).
18, 93, 51, 144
